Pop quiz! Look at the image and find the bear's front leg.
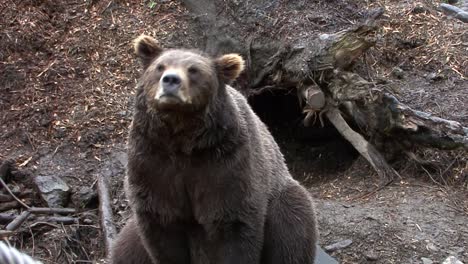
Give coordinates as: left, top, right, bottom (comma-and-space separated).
217, 221, 264, 264
136, 213, 191, 264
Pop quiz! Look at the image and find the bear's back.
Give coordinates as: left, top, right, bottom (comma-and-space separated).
225, 86, 293, 193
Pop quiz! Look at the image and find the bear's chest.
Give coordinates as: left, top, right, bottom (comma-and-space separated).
129, 154, 243, 225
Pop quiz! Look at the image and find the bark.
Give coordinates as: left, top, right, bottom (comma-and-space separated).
97, 174, 117, 257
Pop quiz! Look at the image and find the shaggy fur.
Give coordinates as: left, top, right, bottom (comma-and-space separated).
109, 34, 318, 264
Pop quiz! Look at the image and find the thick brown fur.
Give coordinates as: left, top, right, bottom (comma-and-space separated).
109, 34, 318, 264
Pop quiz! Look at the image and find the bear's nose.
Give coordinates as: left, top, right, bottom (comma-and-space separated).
162, 74, 181, 85
161, 73, 181, 94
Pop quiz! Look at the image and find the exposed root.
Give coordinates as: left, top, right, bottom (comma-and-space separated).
325, 107, 401, 183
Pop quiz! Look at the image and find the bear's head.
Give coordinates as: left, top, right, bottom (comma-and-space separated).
133, 35, 245, 115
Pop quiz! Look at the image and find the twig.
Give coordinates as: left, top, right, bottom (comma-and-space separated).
349, 180, 393, 201
28, 207, 76, 215
97, 174, 117, 257
101, 0, 114, 14
35, 216, 78, 225
29, 222, 60, 229
37, 60, 56, 77
1, 207, 76, 233
0, 177, 30, 209
6, 211, 31, 231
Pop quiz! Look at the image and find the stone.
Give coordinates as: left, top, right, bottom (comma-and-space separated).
34, 175, 70, 207
421, 257, 433, 264
412, 5, 428, 14
426, 242, 438, 252
392, 67, 405, 79
82, 218, 93, 225
324, 239, 353, 252
72, 186, 98, 209
365, 251, 379, 261
442, 256, 463, 264
113, 151, 128, 168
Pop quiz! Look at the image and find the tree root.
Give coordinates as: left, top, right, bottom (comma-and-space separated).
325, 107, 400, 183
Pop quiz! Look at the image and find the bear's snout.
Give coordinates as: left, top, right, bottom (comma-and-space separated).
161, 72, 182, 95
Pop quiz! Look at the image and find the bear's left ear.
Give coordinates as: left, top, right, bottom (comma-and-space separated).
215, 54, 245, 82
133, 34, 163, 70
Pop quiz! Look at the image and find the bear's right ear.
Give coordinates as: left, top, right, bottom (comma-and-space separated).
133, 35, 163, 69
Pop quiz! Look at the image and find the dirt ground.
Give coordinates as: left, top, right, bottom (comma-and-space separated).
0, 0, 467, 263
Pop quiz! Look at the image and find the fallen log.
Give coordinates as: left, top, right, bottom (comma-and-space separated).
379, 94, 468, 151
173, 0, 466, 182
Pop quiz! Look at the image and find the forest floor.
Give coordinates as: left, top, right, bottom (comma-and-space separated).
0, 0, 467, 263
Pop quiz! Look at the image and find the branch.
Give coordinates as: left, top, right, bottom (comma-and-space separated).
5, 211, 31, 231
97, 174, 117, 256
1, 207, 76, 232
0, 176, 30, 210
28, 207, 76, 215
0, 201, 21, 212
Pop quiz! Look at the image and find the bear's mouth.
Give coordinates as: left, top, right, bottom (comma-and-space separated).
155, 94, 184, 111
158, 94, 182, 103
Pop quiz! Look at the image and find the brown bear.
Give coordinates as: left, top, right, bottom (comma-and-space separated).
109, 34, 318, 264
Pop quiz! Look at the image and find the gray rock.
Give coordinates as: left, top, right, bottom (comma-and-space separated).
365, 251, 379, 261
426, 242, 438, 252
324, 239, 353, 252
34, 175, 70, 207
113, 151, 128, 168
392, 67, 405, 79
72, 186, 98, 209
421, 257, 434, 264
448, 246, 464, 255
412, 5, 428, 14
82, 218, 93, 225
442, 256, 464, 264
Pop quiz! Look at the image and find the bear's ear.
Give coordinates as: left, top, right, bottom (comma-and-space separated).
215, 54, 245, 82
133, 35, 163, 69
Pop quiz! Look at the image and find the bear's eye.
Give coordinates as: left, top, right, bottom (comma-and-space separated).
188, 66, 199, 75
156, 64, 165, 72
